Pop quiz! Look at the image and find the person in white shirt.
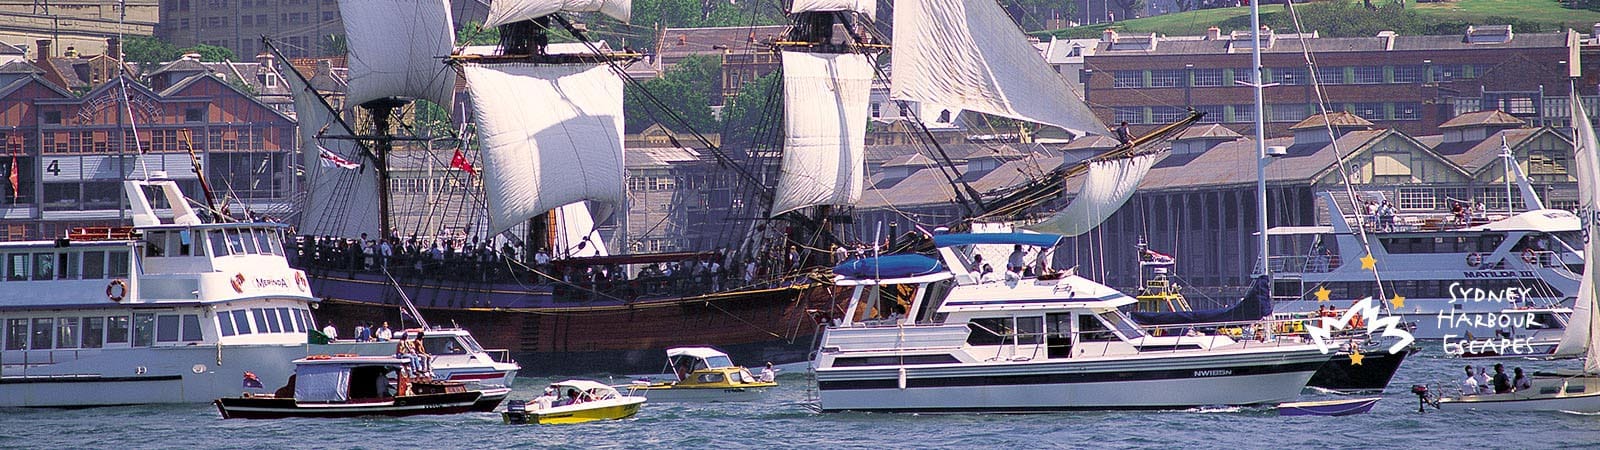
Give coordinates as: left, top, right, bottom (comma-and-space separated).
759, 362, 776, 383
1475, 367, 1493, 394
534, 386, 558, 410
322, 322, 338, 341
1461, 365, 1480, 395
375, 322, 393, 341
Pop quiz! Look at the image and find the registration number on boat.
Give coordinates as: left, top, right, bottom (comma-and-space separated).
1193, 369, 1233, 377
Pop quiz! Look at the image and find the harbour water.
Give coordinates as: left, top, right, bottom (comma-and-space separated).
4, 346, 1599, 448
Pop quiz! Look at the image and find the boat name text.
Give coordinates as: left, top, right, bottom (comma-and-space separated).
1460, 271, 1536, 279
1447, 282, 1534, 304
1192, 369, 1233, 377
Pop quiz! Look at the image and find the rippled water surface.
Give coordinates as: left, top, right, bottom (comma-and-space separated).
4, 347, 1600, 448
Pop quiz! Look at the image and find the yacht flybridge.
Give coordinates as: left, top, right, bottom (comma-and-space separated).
809, 233, 1333, 412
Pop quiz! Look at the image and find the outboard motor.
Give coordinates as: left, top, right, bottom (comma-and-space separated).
1411, 384, 1439, 412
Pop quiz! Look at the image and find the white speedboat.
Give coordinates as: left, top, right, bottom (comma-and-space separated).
810, 233, 1333, 412
628, 347, 775, 402
0, 178, 387, 407
392, 328, 519, 389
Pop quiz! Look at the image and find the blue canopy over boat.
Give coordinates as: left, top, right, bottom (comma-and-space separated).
1130, 276, 1272, 326
932, 233, 1063, 248
834, 254, 945, 279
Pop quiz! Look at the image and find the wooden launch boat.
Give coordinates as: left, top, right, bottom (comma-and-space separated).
214, 356, 508, 419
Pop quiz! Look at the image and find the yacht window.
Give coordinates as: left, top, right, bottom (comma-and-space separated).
7, 253, 26, 281
107, 316, 130, 344
55, 317, 80, 348
82, 251, 105, 279
1100, 311, 1146, 339
82, 317, 104, 348
208, 230, 229, 257
5, 318, 27, 350
218, 311, 237, 337
181, 314, 202, 341
290, 308, 306, 332
178, 230, 193, 256
156, 314, 181, 342
108, 251, 130, 278
461, 334, 487, 353
966, 317, 1012, 346
226, 229, 246, 255
255, 230, 275, 256
276, 308, 295, 332
423, 337, 468, 355
1078, 314, 1118, 342
31, 253, 53, 281
144, 231, 167, 257
59, 252, 79, 279
1016, 316, 1044, 345
133, 313, 155, 347
31, 317, 53, 349
232, 310, 253, 335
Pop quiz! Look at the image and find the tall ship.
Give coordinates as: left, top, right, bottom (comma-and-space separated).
278, 0, 852, 373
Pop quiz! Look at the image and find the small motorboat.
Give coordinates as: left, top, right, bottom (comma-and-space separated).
214, 355, 508, 419
627, 347, 776, 402
1276, 397, 1381, 416
502, 380, 646, 425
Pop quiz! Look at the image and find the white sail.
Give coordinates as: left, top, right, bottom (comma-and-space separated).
554, 202, 609, 258
1025, 154, 1160, 236
284, 59, 382, 238
338, 0, 457, 109
1553, 92, 1600, 372
770, 52, 873, 217
485, 0, 631, 27
1510, 158, 1546, 210
791, 0, 875, 17
461, 62, 626, 235
891, 0, 1103, 136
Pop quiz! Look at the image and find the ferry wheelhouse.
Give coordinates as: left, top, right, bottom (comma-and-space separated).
1267, 192, 1580, 342
0, 179, 380, 407
810, 233, 1332, 412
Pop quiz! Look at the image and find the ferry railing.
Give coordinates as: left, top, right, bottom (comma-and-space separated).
1269, 255, 1342, 274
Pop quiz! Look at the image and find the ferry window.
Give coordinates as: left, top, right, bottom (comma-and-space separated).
31, 317, 53, 349
178, 230, 193, 256
31, 253, 53, 281
56, 317, 80, 348
1078, 314, 1117, 342
268, 233, 285, 256
208, 230, 229, 257
238, 229, 259, 254
144, 231, 167, 257
252, 308, 271, 333
4, 318, 26, 350
156, 314, 180, 342
1016, 316, 1044, 345
226, 229, 246, 255
107, 316, 130, 344
133, 313, 155, 347
218, 311, 237, 336
83, 317, 104, 348
58, 252, 79, 279
165, 232, 185, 256
255, 230, 275, 256
108, 251, 130, 278
232, 310, 253, 335
300, 310, 315, 332
7, 254, 27, 280
181, 314, 202, 341
276, 308, 295, 332
966, 317, 1011, 346
82, 251, 105, 279
290, 308, 306, 332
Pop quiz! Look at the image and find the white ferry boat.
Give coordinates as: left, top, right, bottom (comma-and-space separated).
1266, 191, 1580, 344
0, 178, 393, 407
810, 233, 1332, 412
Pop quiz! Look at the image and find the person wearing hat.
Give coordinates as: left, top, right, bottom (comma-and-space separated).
534, 386, 558, 410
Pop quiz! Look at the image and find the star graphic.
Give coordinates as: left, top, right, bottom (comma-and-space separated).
1390, 293, 1406, 309
1359, 253, 1376, 271
1314, 286, 1331, 302
1349, 350, 1365, 366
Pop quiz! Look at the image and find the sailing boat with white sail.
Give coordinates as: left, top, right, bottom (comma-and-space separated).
1434, 90, 1600, 412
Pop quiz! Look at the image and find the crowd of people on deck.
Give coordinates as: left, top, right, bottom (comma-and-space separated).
319, 321, 394, 343
1460, 363, 1532, 396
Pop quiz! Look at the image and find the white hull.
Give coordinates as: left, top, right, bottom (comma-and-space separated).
633, 386, 771, 402
1438, 377, 1600, 412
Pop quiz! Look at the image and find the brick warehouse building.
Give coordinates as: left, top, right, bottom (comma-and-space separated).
1083, 26, 1585, 138
0, 69, 297, 240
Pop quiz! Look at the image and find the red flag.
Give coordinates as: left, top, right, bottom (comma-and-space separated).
7, 155, 16, 200
451, 149, 477, 176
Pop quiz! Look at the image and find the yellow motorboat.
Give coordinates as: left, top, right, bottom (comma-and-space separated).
502, 380, 645, 425
628, 347, 776, 402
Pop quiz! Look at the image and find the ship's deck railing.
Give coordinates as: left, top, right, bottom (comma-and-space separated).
1268, 255, 1345, 274
821, 315, 1350, 359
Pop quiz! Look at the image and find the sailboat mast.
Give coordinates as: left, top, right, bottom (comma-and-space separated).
363, 98, 404, 238
1251, 1, 1269, 277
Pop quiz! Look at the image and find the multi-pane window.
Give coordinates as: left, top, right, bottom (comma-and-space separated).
1397, 188, 1435, 210
1150, 107, 1184, 124
1193, 105, 1225, 124
1112, 71, 1142, 88
1392, 65, 1424, 84
1394, 103, 1421, 121
1353, 66, 1385, 84
1271, 104, 1308, 123
1149, 70, 1184, 88
1351, 103, 1385, 120
1191, 69, 1224, 87
1315, 66, 1344, 85
1275, 67, 1308, 85
1113, 107, 1143, 124
1232, 67, 1256, 86
1231, 105, 1256, 123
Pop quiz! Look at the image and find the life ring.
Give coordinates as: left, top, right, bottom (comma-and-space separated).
1522, 248, 1538, 264
106, 279, 128, 302
1466, 252, 1483, 268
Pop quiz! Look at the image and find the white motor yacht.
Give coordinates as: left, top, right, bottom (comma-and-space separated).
810, 233, 1332, 412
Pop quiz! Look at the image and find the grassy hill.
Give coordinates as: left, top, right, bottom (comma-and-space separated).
1041, 0, 1600, 39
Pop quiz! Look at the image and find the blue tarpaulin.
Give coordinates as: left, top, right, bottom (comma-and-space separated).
932, 233, 1063, 248
833, 254, 945, 279
1130, 276, 1273, 326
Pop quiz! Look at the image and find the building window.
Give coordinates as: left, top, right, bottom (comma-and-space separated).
1392, 65, 1424, 84
1397, 187, 1435, 210
1394, 102, 1421, 121
1150, 106, 1184, 124
1231, 67, 1255, 86
1437, 65, 1466, 81
1315, 66, 1344, 85
1149, 70, 1183, 88
1275, 67, 1307, 85
43, 111, 60, 124
1230, 105, 1255, 123
1193, 105, 1225, 124
871, 102, 881, 118
1351, 102, 1385, 120
1270, 104, 1307, 123
1353, 66, 1384, 84
1373, 152, 1412, 177
1112, 71, 1142, 88
1113, 107, 1143, 125
185, 108, 203, 122
1191, 69, 1224, 87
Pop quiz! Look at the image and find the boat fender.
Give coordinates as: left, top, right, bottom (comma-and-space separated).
106, 279, 128, 302
1521, 248, 1537, 265
1466, 252, 1483, 268
898, 367, 908, 390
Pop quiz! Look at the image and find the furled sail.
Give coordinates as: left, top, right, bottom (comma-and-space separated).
461, 62, 626, 234
1553, 91, 1600, 372
1025, 154, 1160, 236
791, 0, 875, 17
770, 52, 874, 217
485, 0, 631, 27
283, 56, 382, 238
337, 0, 457, 109
891, 0, 1103, 136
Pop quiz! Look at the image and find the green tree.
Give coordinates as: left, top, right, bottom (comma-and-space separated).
123, 36, 179, 72
457, 21, 501, 46
719, 71, 781, 148
180, 44, 236, 62
1112, 0, 1148, 19
623, 54, 720, 134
